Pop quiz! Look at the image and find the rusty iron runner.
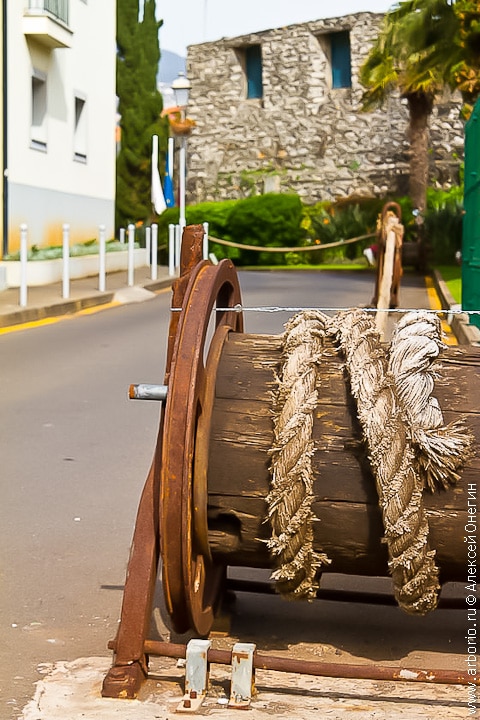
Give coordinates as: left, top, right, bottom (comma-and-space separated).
106, 638, 474, 687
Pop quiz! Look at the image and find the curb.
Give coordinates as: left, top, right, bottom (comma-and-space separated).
0, 277, 173, 329
0, 293, 116, 328
432, 269, 480, 346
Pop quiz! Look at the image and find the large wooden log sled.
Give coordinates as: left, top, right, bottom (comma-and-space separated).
102, 224, 479, 699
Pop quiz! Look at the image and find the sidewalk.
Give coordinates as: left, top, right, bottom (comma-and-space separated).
0, 265, 174, 329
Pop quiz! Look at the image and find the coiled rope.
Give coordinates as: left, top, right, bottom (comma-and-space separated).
267, 308, 473, 614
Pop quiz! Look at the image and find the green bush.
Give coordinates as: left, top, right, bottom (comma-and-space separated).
150, 184, 465, 268
424, 186, 463, 265
300, 197, 384, 264
222, 193, 305, 266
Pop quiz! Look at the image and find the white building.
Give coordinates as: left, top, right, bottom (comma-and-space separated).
2, 1, 116, 256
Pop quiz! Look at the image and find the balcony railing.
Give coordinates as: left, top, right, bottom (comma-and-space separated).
27, 0, 69, 26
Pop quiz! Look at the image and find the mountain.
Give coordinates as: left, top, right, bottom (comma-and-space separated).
158, 50, 186, 85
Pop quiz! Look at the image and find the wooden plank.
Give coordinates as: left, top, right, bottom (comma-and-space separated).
216, 333, 348, 405
208, 407, 475, 509
215, 334, 281, 402
207, 495, 465, 581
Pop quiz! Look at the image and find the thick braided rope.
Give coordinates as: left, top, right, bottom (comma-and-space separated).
267, 311, 331, 599
330, 309, 440, 614
389, 311, 474, 492
267, 308, 472, 611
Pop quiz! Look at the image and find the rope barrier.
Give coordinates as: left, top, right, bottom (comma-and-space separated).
208, 233, 376, 253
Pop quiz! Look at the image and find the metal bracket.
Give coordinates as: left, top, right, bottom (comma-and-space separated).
176, 639, 211, 713
229, 642, 256, 709
128, 383, 168, 401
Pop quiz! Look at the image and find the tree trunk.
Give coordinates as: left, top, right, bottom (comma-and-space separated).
406, 91, 433, 214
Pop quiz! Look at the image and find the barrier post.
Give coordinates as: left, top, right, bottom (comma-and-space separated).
145, 226, 151, 267
99, 224, 106, 292
19, 224, 28, 308
203, 222, 209, 260
128, 224, 135, 287
168, 224, 175, 276
62, 223, 70, 299
174, 224, 181, 273
151, 224, 158, 280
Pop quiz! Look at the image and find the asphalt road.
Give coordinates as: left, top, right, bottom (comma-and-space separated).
0, 270, 465, 718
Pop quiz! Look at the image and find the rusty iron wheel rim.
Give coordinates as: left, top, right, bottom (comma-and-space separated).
160, 258, 243, 636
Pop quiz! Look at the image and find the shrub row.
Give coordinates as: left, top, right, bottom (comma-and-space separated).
152, 189, 463, 267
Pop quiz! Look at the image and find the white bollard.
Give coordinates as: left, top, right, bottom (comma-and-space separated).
174, 224, 181, 273
151, 223, 158, 281
119, 227, 125, 244
127, 223, 135, 287
145, 226, 151, 267
203, 222, 209, 260
19, 224, 28, 308
62, 223, 70, 299
99, 224, 106, 292
168, 224, 175, 277
179, 139, 186, 230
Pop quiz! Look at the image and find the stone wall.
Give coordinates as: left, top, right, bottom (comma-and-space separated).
185, 12, 464, 206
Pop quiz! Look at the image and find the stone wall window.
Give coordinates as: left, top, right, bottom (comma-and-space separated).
330, 31, 352, 88
237, 44, 263, 99
317, 30, 352, 89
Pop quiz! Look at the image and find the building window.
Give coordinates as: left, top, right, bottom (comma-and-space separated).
236, 44, 263, 100
246, 45, 263, 99
27, 0, 69, 25
330, 31, 352, 89
74, 95, 87, 162
31, 70, 47, 151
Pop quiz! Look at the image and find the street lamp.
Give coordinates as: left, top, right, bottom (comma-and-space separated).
171, 72, 192, 229
171, 71, 191, 112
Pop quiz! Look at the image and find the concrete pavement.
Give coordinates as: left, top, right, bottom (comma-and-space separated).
2, 265, 477, 717
19, 654, 472, 720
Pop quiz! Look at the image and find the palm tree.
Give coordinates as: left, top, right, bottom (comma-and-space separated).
421, 0, 480, 117
360, 0, 457, 213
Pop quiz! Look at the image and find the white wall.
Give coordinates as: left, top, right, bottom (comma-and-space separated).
7, 1, 116, 251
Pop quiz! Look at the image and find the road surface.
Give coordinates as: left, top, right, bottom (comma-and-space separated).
0, 270, 468, 718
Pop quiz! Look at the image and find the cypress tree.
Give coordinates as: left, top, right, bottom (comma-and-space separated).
116, 0, 168, 228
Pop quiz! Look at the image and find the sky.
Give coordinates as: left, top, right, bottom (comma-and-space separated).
157, 0, 395, 57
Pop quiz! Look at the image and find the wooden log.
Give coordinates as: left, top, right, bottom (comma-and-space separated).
206, 333, 480, 582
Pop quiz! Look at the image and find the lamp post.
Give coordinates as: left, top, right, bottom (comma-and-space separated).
171, 72, 192, 229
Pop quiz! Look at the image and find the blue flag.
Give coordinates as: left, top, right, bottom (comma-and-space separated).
164, 140, 175, 208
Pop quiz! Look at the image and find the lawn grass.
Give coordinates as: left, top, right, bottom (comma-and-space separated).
436, 265, 461, 303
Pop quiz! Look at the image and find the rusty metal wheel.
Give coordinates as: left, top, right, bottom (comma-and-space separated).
160, 258, 243, 636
